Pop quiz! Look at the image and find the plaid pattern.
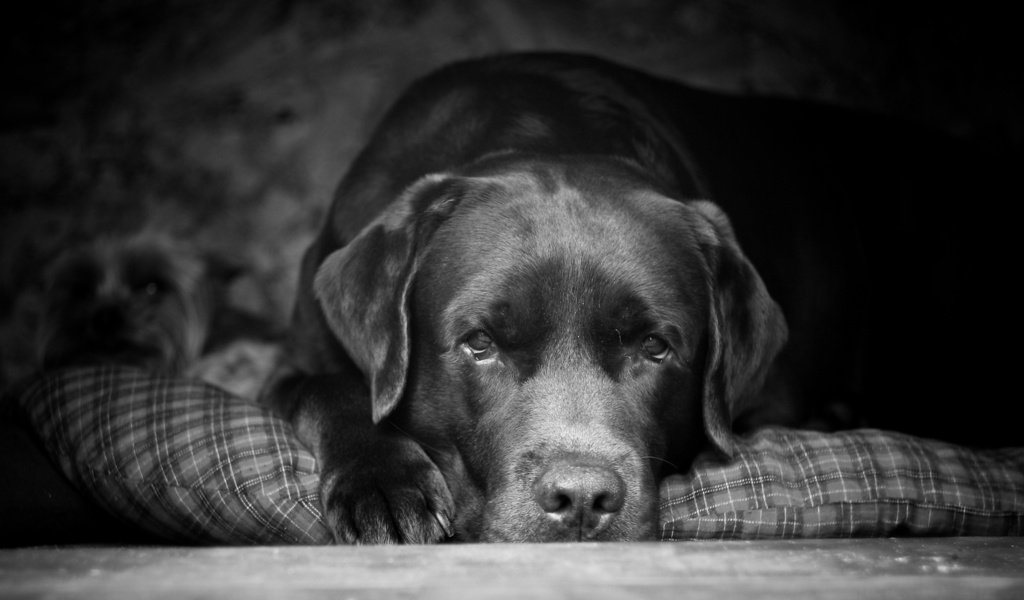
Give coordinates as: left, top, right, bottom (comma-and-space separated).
659, 428, 1024, 539
20, 367, 331, 544
20, 367, 1024, 544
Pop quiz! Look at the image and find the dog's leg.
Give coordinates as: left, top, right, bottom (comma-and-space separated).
268, 371, 455, 544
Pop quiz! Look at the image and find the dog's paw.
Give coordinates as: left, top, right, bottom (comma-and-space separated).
320, 435, 455, 544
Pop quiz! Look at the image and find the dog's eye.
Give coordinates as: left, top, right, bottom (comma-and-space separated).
641, 335, 671, 362
465, 330, 495, 361
132, 279, 167, 297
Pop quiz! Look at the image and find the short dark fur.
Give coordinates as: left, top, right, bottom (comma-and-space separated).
266, 52, 1017, 544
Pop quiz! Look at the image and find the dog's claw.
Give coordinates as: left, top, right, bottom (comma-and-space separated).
435, 511, 455, 538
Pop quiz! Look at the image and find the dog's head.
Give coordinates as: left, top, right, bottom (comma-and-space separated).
315, 156, 786, 541
37, 234, 214, 376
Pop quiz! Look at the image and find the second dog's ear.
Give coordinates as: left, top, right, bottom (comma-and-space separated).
314, 174, 464, 423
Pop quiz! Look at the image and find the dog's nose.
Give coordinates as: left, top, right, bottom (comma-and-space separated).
533, 461, 626, 539
91, 304, 125, 333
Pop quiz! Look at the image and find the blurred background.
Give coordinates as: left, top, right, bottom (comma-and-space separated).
1, 0, 1020, 391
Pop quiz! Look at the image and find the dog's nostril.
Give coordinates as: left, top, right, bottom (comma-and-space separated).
593, 491, 622, 514
540, 491, 574, 514
534, 462, 626, 534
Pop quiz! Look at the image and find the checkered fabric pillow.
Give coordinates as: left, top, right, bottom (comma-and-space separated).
21, 367, 1024, 544
20, 367, 331, 544
659, 428, 1024, 539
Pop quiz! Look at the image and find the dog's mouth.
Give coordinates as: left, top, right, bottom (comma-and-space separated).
42, 334, 174, 372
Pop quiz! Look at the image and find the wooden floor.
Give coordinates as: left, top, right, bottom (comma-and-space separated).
2, 538, 1022, 599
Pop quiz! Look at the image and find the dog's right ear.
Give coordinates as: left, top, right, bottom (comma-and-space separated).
314, 174, 464, 424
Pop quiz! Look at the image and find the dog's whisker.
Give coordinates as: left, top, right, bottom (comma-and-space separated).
640, 455, 679, 471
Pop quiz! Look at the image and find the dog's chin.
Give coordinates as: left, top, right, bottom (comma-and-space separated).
41, 335, 187, 375
476, 511, 658, 543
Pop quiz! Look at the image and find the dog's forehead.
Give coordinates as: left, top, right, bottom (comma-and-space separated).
421, 167, 707, 340
437, 167, 694, 261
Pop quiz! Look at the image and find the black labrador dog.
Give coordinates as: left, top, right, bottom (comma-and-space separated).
266, 52, 1018, 543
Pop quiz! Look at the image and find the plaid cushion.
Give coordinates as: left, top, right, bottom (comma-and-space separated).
659, 428, 1024, 539
21, 367, 1024, 544
20, 367, 331, 544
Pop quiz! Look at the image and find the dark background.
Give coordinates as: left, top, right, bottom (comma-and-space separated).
1, 0, 1021, 418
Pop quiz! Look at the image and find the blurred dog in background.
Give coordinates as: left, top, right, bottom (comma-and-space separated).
34, 232, 282, 401
36, 233, 214, 377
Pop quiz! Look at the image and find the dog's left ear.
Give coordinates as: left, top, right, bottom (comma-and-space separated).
689, 200, 788, 457
313, 174, 463, 424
